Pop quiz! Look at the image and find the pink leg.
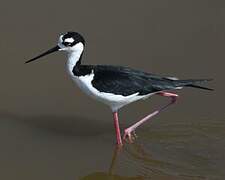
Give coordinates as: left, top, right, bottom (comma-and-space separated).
113, 112, 123, 146
123, 92, 179, 142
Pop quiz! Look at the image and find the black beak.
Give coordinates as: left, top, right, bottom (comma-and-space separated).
25, 45, 60, 64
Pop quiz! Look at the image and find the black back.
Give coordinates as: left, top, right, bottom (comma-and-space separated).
73, 65, 180, 96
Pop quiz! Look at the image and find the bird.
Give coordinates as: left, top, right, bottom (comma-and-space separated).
26, 31, 213, 146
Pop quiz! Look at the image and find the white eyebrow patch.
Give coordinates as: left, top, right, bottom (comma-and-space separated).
64, 37, 75, 43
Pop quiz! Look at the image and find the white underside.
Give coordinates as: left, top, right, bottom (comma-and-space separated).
69, 71, 153, 112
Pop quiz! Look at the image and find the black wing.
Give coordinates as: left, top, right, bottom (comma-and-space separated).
77, 65, 179, 96
73, 65, 213, 95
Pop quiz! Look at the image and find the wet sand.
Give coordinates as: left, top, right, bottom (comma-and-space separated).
0, 113, 224, 180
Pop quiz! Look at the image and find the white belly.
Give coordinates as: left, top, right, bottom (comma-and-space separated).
69, 71, 150, 112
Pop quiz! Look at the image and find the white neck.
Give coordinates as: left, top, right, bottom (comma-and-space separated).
66, 42, 84, 73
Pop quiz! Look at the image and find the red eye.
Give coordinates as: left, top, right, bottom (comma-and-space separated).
63, 41, 71, 46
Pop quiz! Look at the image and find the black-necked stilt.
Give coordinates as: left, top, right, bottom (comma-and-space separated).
26, 31, 213, 146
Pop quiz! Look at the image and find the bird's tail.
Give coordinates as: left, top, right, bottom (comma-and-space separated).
172, 79, 214, 91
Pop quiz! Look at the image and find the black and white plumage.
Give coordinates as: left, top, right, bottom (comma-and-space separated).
71, 64, 211, 110
73, 64, 211, 96
26, 31, 213, 145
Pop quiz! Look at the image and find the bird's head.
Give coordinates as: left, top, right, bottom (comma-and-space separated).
25, 31, 85, 64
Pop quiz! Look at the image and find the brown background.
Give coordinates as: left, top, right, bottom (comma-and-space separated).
0, 0, 221, 120
0, 0, 224, 179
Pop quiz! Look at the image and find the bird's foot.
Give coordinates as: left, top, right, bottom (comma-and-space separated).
123, 128, 138, 143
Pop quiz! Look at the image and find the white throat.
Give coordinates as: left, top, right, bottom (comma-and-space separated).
65, 42, 84, 73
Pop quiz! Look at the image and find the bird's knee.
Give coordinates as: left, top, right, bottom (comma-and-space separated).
157, 91, 179, 103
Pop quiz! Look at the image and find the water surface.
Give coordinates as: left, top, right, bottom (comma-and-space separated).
0, 113, 224, 180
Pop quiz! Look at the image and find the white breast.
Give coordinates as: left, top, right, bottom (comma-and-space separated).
68, 70, 150, 112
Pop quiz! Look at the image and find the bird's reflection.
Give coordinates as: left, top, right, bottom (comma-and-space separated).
80, 140, 209, 180
80, 142, 176, 180
80, 144, 145, 180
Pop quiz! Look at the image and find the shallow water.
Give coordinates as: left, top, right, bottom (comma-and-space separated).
0, 113, 224, 180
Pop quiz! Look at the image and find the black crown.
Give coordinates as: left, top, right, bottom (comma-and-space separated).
62, 31, 85, 47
